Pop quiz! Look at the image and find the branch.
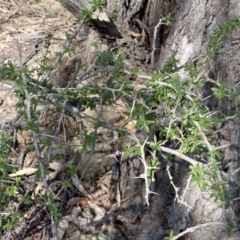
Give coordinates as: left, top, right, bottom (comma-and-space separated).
46, 94, 130, 133
166, 165, 192, 209
160, 146, 203, 166
130, 134, 151, 205
193, 121, 213, 152
46, 101, 66, 163
172, 222, 224, 240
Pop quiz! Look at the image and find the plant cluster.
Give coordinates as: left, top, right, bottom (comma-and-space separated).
0, 2, 240, 238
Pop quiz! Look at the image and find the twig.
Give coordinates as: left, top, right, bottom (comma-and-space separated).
160, 146, 203, 166
22, 39, 43, 66
21, 74, 49, 193
21, 73, 54, 231
130, 134, 152, 205
112, 189, 141, 207
166, 98, 180, 137
172, 222, 224, 240
166, 165, 179, 200
166, 165, 192, 209
18, 145, 33, 170
204, 70, 220, 86
193, 121, 213, 151
46, 101, 66, 163
46, 94, 128, 133
20, 207, 46, 240
180, 174, 192, 204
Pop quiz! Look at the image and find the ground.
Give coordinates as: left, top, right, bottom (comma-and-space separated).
0, 1, 147, 239
1, 1, 240, 240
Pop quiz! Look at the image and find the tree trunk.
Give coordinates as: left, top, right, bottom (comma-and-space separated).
105, 1, 240, 239
57, 0, 240, 239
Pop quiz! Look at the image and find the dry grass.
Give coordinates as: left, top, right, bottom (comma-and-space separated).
0, 0, 76, 65
0, 0, 79, 121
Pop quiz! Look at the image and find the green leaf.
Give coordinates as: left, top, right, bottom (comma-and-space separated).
164, 230, 175, 240
63, 45, 76, 57
26, 119, 40, 133
62, 180, 72, 190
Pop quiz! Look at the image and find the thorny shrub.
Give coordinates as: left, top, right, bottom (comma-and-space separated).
0, 4, 240, 238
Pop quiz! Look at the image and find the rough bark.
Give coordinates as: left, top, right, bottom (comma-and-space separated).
105, 1, 240, 239
57, 0, 240, 239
